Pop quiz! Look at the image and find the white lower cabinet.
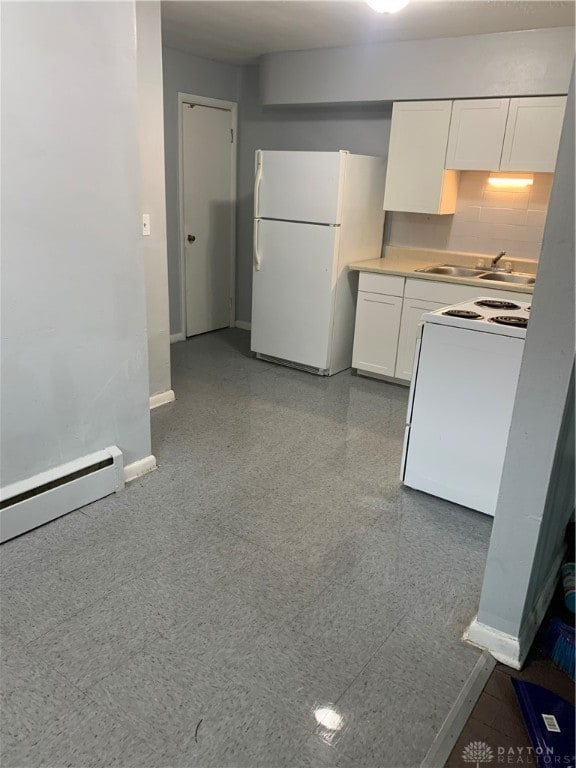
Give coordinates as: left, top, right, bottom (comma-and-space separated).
352, 292, 403, 377
395, 298, 445, 380
352, 272, 532, 383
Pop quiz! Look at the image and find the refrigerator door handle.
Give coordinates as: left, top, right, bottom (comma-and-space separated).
254, 150, 263, 218
253, 218, 261, 271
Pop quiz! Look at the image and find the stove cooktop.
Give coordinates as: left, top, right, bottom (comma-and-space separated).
425, 297, 530, 338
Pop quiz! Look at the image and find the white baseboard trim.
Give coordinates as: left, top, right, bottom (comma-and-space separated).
235, 320, 251, 331
149, 389, 175, 410
170, 332, 185, 344
421, 651, 496, 768
464, 549, 563, 669
124, 455, 157, 483
464, 619, 522, 669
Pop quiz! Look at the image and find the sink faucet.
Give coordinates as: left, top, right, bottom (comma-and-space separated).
490, 251, 508, 271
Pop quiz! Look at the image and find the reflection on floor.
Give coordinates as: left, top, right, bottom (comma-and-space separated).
1, 329, 493, 768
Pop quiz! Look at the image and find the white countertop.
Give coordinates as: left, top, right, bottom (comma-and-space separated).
349, 246, 536, 295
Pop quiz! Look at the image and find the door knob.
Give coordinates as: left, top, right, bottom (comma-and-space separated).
187, 234, 196, 243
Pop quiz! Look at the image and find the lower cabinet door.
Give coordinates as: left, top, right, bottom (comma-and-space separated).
395, 298, 445, 381
352, 292, 402, 376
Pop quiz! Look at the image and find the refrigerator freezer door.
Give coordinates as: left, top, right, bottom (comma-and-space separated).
251, 220, 337, 370
255, 151, 345, 225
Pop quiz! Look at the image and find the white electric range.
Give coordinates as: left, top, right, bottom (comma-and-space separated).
401, 297, 530, 516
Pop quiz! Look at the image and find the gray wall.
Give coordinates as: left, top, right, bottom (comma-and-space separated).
136, 2, 171, 398
236, 65, 392, 323
476, 67, 575, 641
162, 46, 240, 334
261, 27, 575, 105
524, 373, 575, 621
1, 1, 152, 485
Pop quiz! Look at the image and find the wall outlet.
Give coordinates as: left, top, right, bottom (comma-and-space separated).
505, 261, 513, 272
142, 214, 151, 236
476, 258, 486, 268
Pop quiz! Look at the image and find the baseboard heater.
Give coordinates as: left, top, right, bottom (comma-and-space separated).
0, 446, 124, 543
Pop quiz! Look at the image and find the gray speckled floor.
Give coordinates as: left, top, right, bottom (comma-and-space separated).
0, 329, 493, 768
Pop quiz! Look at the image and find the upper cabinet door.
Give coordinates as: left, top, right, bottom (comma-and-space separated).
445, 99, 509, 171
500, 97, 567, 172
383, 101, 458, 215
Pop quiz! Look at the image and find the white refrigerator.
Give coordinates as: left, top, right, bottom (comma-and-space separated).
251, 150, 386, 375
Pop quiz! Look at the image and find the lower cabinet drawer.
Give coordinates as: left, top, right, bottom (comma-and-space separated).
359, 271, 405, 297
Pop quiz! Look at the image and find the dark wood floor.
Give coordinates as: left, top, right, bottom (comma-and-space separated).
446, 642, 574, 767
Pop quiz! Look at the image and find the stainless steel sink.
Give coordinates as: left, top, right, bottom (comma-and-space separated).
478, 272, 536, 285
416, 265, 487, 277
415, 263, 536, 285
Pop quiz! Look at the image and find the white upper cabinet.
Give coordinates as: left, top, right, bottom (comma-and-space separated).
383, 101, 458, 215
445, 99, 509, 171
445, 96, 566, 173
384, 95, 566, 215
500, 97, 567, 172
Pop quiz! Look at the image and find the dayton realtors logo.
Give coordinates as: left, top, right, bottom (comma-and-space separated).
462, 741, 574, 766
462, 741, 494, 768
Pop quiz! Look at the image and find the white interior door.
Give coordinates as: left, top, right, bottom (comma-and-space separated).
251, 220, 337, 369
182, 102, 233, 337
255, 151, 344, 224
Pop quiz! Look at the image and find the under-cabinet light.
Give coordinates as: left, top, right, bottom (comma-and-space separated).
365, 0, 409, 13
488, 174, 534, 189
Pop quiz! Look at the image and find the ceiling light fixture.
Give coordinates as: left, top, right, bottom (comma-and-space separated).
365, 0, 410, 13
487, 173, 534, 189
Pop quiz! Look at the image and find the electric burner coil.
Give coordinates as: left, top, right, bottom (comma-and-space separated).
442, 309, 483, 319
489, 315, 528, 328
475, 299, 520, 310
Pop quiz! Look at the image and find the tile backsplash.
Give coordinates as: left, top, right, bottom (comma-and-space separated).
386, 171, 552, 261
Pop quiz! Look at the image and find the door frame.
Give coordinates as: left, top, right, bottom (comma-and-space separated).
177, 92, 238, 338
